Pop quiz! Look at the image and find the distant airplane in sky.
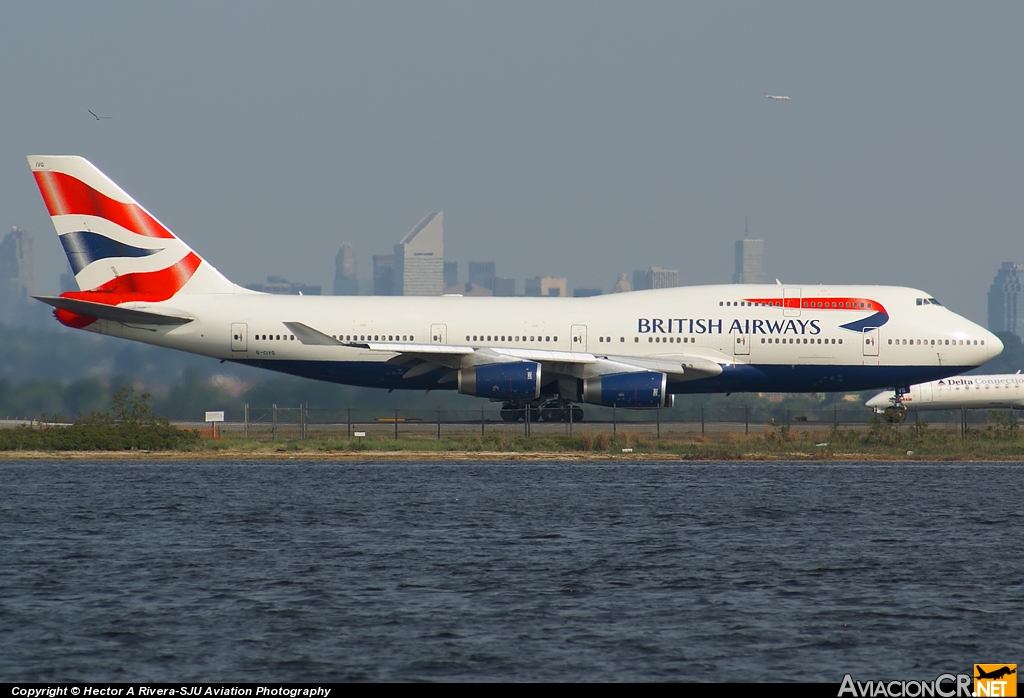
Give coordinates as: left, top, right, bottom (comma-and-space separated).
88, 109, 112, 120
764, 93, 790, 101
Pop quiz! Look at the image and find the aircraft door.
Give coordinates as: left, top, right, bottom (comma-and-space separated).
733, 332, 750, 356
430, 324, 447, 344
231, 323, 247, 352
571, 324, 587, 351
784, 287, 801, 317
862, 327, 879, 356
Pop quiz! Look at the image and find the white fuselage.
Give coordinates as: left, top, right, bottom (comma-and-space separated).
866, 373, 1024, 411
85, 282, 1000, 395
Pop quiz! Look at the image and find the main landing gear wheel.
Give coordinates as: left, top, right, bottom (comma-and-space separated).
500, 404, 523, 422
501, 400, 585, 422
538, 400, 584, 422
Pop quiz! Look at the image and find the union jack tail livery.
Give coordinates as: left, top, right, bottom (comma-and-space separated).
29, 156, 239, 326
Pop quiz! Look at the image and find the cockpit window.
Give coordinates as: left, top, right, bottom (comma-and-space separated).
916, 297, 943, 306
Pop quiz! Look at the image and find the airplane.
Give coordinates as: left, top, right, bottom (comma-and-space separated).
764, 93, 791, 101
27, 155, 1002, 422
867, 371, 1024, 422
975, 666, 1016, 681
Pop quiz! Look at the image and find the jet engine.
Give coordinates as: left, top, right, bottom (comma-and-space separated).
582, 371, 669, 408
458, 361, 542, 400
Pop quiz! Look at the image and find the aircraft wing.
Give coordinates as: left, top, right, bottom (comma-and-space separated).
600, 354, 725, 381
34, 296, 194, 326
286, 321, 726, 383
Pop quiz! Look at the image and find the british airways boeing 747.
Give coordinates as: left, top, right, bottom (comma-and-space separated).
28, 156, 1001, 420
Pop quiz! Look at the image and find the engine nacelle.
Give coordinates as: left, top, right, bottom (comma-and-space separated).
582, 371, 668, 408
458, 361, 542, 400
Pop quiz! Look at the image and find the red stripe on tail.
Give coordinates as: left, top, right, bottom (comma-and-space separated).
61, 252, 202, 305
33, 170, 176, 239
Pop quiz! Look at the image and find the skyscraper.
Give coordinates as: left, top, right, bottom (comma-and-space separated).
988, 262, 1024, 338
0, 226, 34, 325
632, 267, 677, 290
394, 212, 444, 296
333, 242, 359, 295
468, 261, 496, 292
632, 269, 649, 291
610, 273, 631, 293
443, 260, 458, 289
525, 276, 567, 297
646, 267, 678, 289
733, 238, 765, 284
373, 254, 395, 296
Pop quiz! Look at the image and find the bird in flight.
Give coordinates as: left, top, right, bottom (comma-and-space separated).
764, 93, 790, 101
88, 109, 112, 120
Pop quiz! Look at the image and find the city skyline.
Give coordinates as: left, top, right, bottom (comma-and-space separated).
2, 3, 1022, 325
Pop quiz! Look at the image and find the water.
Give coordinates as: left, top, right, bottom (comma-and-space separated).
0, 460, 1020, 682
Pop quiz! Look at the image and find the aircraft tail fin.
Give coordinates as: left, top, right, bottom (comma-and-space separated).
27, 155, 239, 300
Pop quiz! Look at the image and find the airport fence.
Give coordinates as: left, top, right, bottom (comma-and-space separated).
181, 403, 1022, 441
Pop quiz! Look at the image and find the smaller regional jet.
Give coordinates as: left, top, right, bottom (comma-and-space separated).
867, 372, 1024, 422
764, 93, 791, 101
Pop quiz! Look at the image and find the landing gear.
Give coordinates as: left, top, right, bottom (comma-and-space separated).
883, 386, 909, 423
883, 404, 907, 423
539, 398, 584, 422
500, 399, 584, 422
500, 404, 523, 422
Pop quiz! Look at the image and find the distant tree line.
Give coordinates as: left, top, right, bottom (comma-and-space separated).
0, 388, 202, 450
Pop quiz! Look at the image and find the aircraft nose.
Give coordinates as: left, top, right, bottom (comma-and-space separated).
865, 392, 887, 409
988, 331, 1004, 360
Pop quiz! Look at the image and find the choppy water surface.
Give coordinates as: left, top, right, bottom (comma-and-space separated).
0, 460, 1020, 682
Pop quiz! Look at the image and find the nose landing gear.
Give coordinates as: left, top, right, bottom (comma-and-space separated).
883, 386, 909, 423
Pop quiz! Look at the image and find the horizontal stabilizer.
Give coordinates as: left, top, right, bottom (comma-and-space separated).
34, 296, 193, 325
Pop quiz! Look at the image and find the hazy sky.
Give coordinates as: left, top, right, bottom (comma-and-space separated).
2, 2, 1022, 323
